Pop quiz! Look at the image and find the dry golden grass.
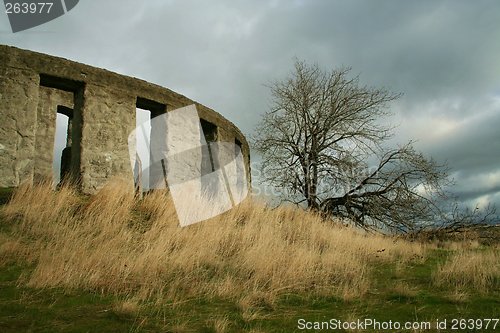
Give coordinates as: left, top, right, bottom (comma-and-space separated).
390, 281, 418, 298
433, 248, 499, 292
209, 316, 231, 333
435, 239, 481, 251
238, 291, 276, 323
445, 289, 469, 304
113, 298, 140, 317
0, 235, 31, 266
1, 179, 427, 303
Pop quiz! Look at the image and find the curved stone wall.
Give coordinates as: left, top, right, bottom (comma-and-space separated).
0, 45, 250, 194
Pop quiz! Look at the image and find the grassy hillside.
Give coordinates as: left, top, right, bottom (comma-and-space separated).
0, 180, 498, 332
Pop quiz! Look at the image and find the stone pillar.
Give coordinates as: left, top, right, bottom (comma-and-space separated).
0, 67, 40, 187
79, 83, 136, 193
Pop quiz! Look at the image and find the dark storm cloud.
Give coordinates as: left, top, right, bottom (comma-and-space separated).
426, 104, 500, 207
1, 0, 499, 209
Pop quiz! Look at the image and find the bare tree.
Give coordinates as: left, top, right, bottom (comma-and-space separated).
253, 60, 455, 232
320, 143, 450, 232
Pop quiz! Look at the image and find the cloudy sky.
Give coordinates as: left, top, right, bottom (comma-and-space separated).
1, 0, 499, 211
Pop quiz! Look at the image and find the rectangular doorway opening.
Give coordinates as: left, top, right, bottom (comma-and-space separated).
235, 138, 242, 156
135, 107, 151, 191
38, 74, 84, 187
135, 98, 166, 192
52, 107, 72, 184
200, 119, 218, 173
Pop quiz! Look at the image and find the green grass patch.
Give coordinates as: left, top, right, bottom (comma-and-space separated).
2, 256, 498, 332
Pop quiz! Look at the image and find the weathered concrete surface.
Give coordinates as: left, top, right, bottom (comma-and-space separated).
0, 45, 250, 193
79, 83, 137, 193
0, 65, 39, 187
